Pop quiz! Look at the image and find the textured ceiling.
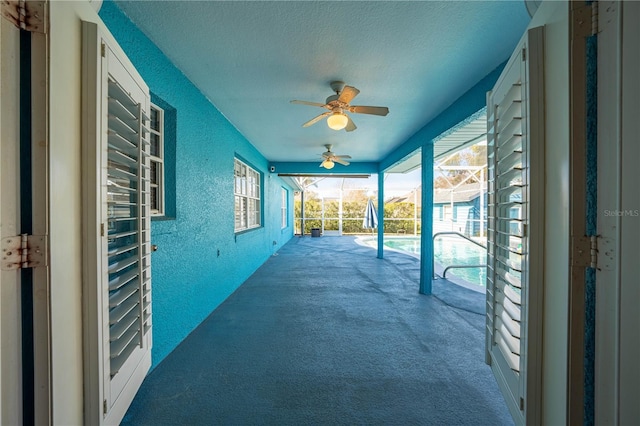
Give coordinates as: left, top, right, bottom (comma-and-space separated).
114, 1, 530, 164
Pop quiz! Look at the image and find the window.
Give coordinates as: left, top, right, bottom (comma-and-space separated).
149, 103, 164, 215
443, 205, 452, 222
234, 158, 261, 231
150, 93, 176, 219
434, 206, 442, 221
281, 188, 288, 228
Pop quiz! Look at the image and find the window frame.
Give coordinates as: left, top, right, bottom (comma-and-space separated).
234, 158, 262, 232
281, 187, 288, 229
149, 103, 165, 216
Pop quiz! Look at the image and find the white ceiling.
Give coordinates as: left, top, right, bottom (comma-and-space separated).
114, 1, 530, 165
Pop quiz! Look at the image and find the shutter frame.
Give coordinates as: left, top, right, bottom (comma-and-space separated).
82, 21, 152, 426
485, 26, 545, 425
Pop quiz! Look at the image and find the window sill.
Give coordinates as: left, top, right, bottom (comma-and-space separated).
152, 215, 176, 221
234, 226, 262, 236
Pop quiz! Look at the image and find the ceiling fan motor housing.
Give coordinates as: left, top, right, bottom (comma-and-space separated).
325, 94, 340, 105
330, 80, 346, 94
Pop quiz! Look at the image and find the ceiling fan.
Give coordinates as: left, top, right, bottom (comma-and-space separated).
320, 144, 350, 169
291, 81, 389, 132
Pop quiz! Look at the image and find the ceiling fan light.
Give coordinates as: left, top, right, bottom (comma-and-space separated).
327, 113, 348, 130
322, 159, 335, 169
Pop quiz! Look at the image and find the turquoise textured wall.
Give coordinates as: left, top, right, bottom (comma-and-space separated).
100, 1, 295, 369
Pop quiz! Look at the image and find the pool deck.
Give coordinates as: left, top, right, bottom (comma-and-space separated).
122, 235, 511, 425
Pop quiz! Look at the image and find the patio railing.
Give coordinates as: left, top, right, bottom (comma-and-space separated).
432, 231, 487, 279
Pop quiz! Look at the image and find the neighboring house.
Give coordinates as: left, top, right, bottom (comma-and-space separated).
385, 185, 422, 207
387, 181, 488, 237
433, 182, 487, 236
1, 1, 638, 425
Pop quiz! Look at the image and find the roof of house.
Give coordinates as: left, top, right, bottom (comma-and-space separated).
386, 186, 422, 205
434, 182, 484, 204
385, 182, 486, 206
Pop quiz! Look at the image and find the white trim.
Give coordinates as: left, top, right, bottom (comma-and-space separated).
486, 25, 545, 426
523, 26, 545, 426
618, 3, 640, 422
82, 21, 152, 425
596, 2, 640, 423
149, 103, 165, 216
281, 187, 288, 229
595, 2, 621, 423
0, 16, 52, 424
30, 23, 52, 425
234, 158, 261, 232
0, 16, 23, 425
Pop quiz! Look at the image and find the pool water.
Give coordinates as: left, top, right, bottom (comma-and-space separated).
432, 237, 486, 288
361, 236, 487, 288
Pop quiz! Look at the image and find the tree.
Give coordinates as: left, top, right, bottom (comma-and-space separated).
294, 192, 322, 233
383, 202, 420, 233
434, 144, 487, 189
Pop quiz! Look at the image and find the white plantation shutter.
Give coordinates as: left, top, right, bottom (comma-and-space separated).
488, 75, 524, 375
82, 21, 152, 425
486, 26, 544, 425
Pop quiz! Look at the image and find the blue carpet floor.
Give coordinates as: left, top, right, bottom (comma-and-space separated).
122, 236, 512, 425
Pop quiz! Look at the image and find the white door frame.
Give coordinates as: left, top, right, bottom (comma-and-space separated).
1, 14, 24, 425
596, 1, 640, 423
0, 8, 51, 424
31, 20, 51, 426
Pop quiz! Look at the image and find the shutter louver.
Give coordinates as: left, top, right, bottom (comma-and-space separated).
82, 21, 152, 424
488, 76, 525, 372
106, 79, 152, 377
493, 79, 524, 373
486, 26, 544, 425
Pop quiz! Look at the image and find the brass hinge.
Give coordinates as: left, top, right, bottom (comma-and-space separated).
571, 234, 613, 271
572, 1, 598, 38
103, 399, 108, 414
1, 0, 47, 33
101, 43, 106, 58
589, 235, 598, 269
592, 235, 614, 271
571, 235, 592, 268
1, 234, 48, 271
521, 47, 526, 62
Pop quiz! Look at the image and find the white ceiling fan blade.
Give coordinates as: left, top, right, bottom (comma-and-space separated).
290, 100, 327, 108
345, 115, 357, 132
334, 157, 350, 166
335, 154, 352, 159
338, 86, 360, 104
302, 112, 331, 127
348, 106, 389, 116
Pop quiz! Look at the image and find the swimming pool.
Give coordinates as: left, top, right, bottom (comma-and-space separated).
357, 236, 487, 289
